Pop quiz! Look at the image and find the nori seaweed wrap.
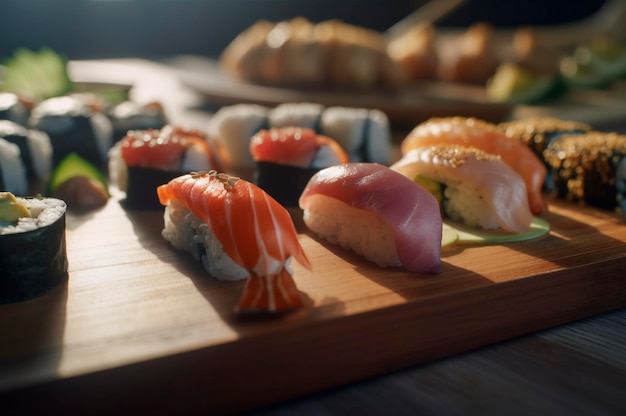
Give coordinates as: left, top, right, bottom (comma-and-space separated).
543, 132, 626, 211
29, 95, 113, 169
0, 120, 53, 181
109, 101, 167, 144
499, 117, 592, 190
0, 193, 68, 303
254, 162, 319, 207
0, 92, 29, 127
499, 117, 591, 161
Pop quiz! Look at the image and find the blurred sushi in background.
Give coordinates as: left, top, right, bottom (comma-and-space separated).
207, 102, 392, 175
0, 92, 30, 127
0, 138, 28, 196
29, 95, 113, 169
0, 120, 52, 184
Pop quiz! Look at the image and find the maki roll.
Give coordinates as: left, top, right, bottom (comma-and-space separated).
268, 102, 324, 130
499, 117, 591, 163
0, 120, 53, 183
108, 125, 227, 210
29, 95, 113, 168
0, 92, 29, 127
108, 101, 167, 144
319, 106, 392, 165
0, 192, 68, 303
207, 104, 270, 173
207, 103, 393, 173
249, 126, 348, 206
0, 138, 28, 195
543, 132, 626, 211
48, 153, 110, 212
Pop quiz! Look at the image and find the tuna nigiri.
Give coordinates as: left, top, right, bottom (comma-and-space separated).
401, 117, 547, 214
157, 170, 311, 314
299, 163, 442, 274
391, 144, 534, 233
109, 125, 228, 209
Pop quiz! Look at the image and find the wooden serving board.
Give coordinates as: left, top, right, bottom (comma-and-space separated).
1, 192, 626, 414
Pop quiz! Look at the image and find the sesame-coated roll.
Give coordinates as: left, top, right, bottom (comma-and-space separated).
543, 132, 626, 211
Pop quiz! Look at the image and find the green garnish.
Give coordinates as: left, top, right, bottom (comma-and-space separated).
1, 47, 73, 101
486, 62, 563, 104
48, 153, 109, 196
414, 175, 444, 204
442, 216, 550, 245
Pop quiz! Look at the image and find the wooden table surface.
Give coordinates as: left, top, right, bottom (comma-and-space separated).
3, 59, 626, 416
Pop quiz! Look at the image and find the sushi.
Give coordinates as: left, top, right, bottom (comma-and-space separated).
0, 192, 68, 303
0, 138, 28, 196
250, 126, 348, 206
49, 153, 110, 212
498, 117, 592, 190
438, 22, 501, 84
157, 171, 311, 314
207, 102, 393, 173
391, 145, 534, 233
401, 116, 548, 214
0, 92, 29, 127
108, 101, 167, 144
0, 120, 53, 183
543, 132, 626, 211
108, 125, 227, 210
319, 106, 392, 164
219, 17, 405, 90
29, 95, 113, 168
207, 104, 270, 173
299, 163, 442, 274
498, 117, 591, 162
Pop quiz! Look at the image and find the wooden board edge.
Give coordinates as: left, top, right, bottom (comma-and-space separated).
2, 257, 625, 415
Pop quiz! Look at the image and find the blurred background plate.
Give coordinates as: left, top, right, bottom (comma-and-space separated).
164, 55, 513, 127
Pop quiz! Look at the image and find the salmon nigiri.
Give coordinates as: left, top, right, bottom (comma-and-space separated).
157, 170, 311, 314
401, 117, 547, 214
391, 144, 534, 234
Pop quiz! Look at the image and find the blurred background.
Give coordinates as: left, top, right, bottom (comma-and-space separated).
0, 0, 606, 60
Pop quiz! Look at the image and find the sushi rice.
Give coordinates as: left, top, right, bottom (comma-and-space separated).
162, 200, 249, 281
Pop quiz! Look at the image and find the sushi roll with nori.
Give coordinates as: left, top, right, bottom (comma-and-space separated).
543, 132, 626, 211
0, 192, 68, 303
108, 125, 227, 210
207, 104, 270, 173
499, 116, 591, 164
268, 102, 324, 130
29, 95, 113, 168
319, 106, 392, 165
0, 92, 29, 127
0, 120, 53, 183
250, 126, 348, 206
0, 138, 28, 195
109, 101, 167, 144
